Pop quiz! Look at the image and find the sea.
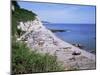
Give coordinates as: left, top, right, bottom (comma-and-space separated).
43, 23, 96, 54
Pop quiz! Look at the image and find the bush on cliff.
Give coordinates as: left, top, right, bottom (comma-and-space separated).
12, 1, 36, 36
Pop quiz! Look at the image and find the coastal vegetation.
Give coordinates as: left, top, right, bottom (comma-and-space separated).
12, 1, 63, 74
12, 1, 36, 36
12, 39, 63, 74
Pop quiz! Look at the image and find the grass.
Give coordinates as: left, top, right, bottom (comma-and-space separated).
12, 39, 63, 74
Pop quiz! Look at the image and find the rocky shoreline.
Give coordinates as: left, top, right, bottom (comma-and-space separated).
17, 16, 96, 70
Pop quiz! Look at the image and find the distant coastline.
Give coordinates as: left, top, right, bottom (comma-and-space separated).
48, 28, 66, 32
42, 21, 96, 25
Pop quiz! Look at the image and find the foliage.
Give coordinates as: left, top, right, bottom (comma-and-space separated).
12, 1, 36, 36
12, 39, 63, 74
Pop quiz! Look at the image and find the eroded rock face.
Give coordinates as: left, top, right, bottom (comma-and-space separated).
17, 16, 43, 32
17, 16, 96, 70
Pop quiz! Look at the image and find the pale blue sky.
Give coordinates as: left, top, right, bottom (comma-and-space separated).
18, 1, 96, 24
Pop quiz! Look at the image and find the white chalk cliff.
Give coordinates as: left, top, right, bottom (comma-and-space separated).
17, 16, 96, 70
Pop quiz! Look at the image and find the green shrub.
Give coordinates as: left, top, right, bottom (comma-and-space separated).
12, 40, 63, 74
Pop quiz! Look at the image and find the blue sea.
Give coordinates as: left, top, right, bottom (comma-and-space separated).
43, 23, 96, 53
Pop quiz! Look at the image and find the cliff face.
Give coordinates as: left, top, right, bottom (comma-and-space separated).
12, 2, 64, 74
17, 16, 96, 70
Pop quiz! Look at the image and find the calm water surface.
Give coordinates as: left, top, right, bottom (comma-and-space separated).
44, 23, 96, 53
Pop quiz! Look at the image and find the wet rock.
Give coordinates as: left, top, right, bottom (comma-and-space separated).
72, 44, 83, 49
72, 51, 81, 55
90, 50, 96, 54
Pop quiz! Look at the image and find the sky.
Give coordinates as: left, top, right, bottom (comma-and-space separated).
18, 1, 96, 24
